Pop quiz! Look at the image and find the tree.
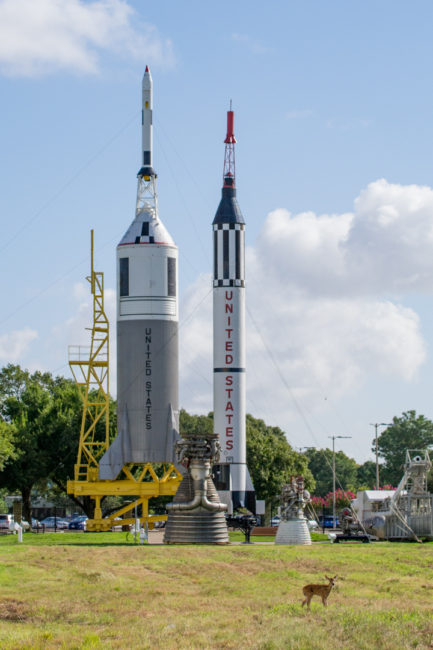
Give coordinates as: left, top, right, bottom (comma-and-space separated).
357, 460, 377, 490
0, 365, 77, 520
0, 364, 117, 520
376, 411, 433, 487
179, 409, 213, 437
0, 420, 16, 471
246, 415, 315, 514
304, 448, 358, 497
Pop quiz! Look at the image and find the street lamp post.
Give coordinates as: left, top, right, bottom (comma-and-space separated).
370, 423, 392, 489
328, 435, 352, 530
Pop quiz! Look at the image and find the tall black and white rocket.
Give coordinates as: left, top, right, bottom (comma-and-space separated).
212, 107, 256, 513
99, 66, 179, 479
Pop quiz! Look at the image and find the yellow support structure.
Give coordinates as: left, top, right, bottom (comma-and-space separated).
69, 229, 110, 482
67, 230, 181, 531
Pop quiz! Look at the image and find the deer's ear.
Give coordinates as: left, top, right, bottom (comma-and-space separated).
325, 576, 330, 580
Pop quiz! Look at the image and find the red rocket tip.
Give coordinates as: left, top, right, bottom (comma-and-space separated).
145, 65, 149, 73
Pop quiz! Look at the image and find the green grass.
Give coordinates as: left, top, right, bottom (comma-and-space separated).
0, 532, 137, 546
0, 533, 432, 649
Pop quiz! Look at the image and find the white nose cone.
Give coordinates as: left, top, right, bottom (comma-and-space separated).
142, 65, 152, 90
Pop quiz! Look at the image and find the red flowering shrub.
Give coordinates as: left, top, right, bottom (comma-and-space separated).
311, 489, 356, 509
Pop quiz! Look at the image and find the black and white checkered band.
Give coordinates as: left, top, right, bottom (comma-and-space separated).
214, 224, 245, 231
131, 221, 155, 244
214, 279, 245, 287
213, 223, 245, 285
135, 235, 155, 244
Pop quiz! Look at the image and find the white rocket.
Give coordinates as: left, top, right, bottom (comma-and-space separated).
212, 107, 256, 513
99, 66, 179, 479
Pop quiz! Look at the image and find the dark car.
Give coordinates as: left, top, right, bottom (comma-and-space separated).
68, 516, 88, 530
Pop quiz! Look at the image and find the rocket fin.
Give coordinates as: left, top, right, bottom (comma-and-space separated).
232, 466, 256, 513
164, 404, 179, 464
98, 406, 132, 480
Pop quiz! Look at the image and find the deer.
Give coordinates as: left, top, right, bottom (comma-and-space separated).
301, 575, 337, 609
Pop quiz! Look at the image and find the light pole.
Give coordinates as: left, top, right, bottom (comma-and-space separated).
370, 423, 391, 489
328, 435, 352, 529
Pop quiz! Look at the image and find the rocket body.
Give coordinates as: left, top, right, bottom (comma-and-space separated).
99, 67, 178, 480
115, 219, 179, 466
213, 220, 246, 466
212, 113, 255, 512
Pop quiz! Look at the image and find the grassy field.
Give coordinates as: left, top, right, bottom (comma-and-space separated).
0, 533, 432, 649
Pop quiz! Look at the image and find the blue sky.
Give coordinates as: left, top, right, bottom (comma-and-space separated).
2, 0, 433, 464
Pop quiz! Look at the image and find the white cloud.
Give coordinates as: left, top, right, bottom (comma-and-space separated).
347, 179, 433, 293
179, 179, 430, 428
0, 327, 38, 361
0, 0, 175, 76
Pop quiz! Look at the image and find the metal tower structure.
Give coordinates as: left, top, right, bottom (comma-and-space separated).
69, 229, 110, 483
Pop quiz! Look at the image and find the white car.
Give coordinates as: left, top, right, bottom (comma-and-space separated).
0, 514, 13, 530
0, 515, 30, 531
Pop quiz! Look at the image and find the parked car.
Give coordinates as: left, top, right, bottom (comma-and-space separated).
271, 516, 281, 526
68, 516, 88, 530
0, 514, 13, 530
39, 516, 70, 529
318, 515, 339, 528
0, 515, 30, 531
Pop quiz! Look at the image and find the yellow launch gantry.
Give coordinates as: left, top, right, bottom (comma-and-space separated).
67, 231, 181, 532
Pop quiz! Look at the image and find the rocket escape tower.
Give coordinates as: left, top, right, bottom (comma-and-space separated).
136, 66, 158, 224
223, 101, 236, 191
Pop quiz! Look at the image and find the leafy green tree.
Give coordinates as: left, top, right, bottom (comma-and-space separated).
0, 364, 117, 520
179, 409, 213, 437
0, 420, 17, 471
304, 448, 358, 497
376, 411, 433, 487
0, 365, 77, 520
357, 460, 377, 489
246, 415, 315, 518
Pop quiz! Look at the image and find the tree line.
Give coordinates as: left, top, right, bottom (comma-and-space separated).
0, 364, 432, 521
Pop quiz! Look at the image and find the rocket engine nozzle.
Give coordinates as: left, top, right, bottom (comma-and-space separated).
166, 433, 227, 513
166, 459, 227, 513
